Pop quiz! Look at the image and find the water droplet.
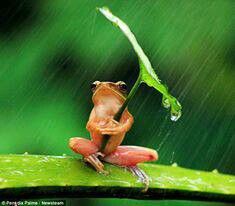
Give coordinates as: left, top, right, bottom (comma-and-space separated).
62, 153, 67, 156
172, 162, 178, 167
212, 169, 219, 173
11, 171, 23, 175
170, 110, 182, 121
23, 152, 28, 155
3, 159, 11, 162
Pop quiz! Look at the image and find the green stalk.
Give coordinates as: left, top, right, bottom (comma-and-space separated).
0, 155, 234, 202
114, 74, 142, 121
101, 75, 141, 151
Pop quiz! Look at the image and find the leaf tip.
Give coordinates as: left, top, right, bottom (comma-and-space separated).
97, 6, 110, 14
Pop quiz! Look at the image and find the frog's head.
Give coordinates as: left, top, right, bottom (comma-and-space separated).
91, 81, 127, 104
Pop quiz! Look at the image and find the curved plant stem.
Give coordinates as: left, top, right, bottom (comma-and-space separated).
101, 75, 141, 151
114, 74, 142, 121
0, 155, 234, 202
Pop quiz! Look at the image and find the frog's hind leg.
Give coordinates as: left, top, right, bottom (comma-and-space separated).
69, 137, 99, 156
69, 137, 107, 174
102, 145, 158, 191
127, 165, 150, 192
84, 153, 108, 175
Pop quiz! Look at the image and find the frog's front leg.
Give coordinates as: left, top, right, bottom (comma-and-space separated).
100, 110, 134, 155
102, 145, 158, 191
69, 137, 107, 174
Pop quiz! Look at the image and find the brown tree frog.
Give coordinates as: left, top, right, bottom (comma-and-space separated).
69, 81, 158, 189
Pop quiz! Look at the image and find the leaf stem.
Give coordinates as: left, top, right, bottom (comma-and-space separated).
101, 74, 141, 151
114, 74, 142, 121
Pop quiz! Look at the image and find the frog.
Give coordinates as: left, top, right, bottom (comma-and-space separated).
69, 81, 158, 190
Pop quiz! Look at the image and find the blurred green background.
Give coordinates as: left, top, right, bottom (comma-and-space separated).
0, 0, 234, 205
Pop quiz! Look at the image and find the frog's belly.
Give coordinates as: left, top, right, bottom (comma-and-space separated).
90, 132, 125, 154
103, 134, 125, 155
90, 132, 103, 148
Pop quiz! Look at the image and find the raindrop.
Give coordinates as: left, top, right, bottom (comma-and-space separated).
3, 159, 11, 163
212, 169, 219, 174
170, 110, 182, 122
162, 95, 182, 121
170, 151, 175, 164
171, 162, 178, 167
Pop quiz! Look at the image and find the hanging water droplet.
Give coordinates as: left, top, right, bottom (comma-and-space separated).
163, 96, 182, 121
172, 162, 178, 167
23, 152, 29, 155
171, 110, 182, 121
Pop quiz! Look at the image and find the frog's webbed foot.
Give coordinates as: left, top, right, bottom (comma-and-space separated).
127, 166, 150, 192
84, 153, 108, 175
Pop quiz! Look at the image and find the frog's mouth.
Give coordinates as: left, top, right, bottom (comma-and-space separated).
92, 85, 126, 103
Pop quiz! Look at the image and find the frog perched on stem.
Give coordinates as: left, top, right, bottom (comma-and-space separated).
69, 81, 158, 190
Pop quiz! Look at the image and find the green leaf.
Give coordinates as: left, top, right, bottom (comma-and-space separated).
0, 155, 235, 202
98, 7, 182, 121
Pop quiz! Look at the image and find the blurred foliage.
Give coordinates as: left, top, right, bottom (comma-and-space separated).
0, 0, 234, 206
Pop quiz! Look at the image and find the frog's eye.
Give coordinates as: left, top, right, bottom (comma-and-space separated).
118, 82, 127, 92
91, 83, 96, 90
91, 82, 98, 91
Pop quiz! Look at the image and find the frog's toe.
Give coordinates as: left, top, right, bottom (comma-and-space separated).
84, 154, 107, 174
127, 166, 150, 192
